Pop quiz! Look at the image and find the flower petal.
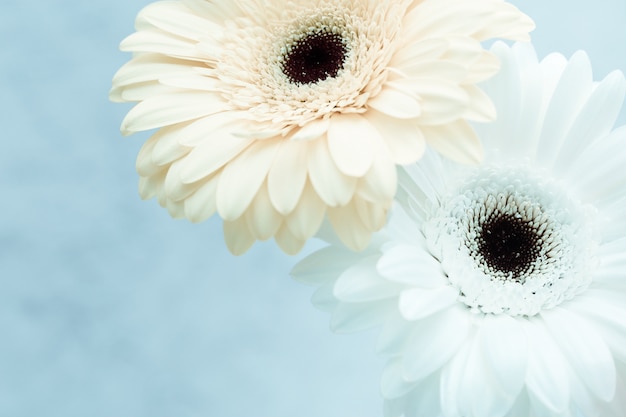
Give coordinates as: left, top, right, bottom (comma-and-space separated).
327, 114, 378, 177
216, 139, 281, 221
307, 137, 357, 207
267, 140, 308, 216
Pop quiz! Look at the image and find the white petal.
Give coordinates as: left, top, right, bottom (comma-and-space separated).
376, 309, 413, 356
523, 318, 570, 413
333, 255, 402, 303
327, 114, 378, 177
555, 70, 626, 174
267, 140, 308, 215
330, 299, 394, 334
542, 308, 616, 402
479, 314, 527, 400
536, 51, 594, 168
377, 243, 447, 288
307, 137, 357, 207
401, 305, 471, 382
290, 245, 362, 286
216, 139, 281, 221
461, 84, 496, 122
398, 286, 458, 321
381, 358, 417, 399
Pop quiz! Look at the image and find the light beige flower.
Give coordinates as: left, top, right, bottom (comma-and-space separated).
111, 0, 534, 254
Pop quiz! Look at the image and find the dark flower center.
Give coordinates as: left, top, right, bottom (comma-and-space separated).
477, 213, 541, 281
282, 31, 347, 84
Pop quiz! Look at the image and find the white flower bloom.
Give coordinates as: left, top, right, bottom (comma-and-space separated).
110, 0, 533, 255
292, 42, 626, 417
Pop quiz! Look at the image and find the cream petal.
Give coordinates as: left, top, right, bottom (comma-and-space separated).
223, 216, 255, 255
461, 84, 497, 122
178, 130, 254, 184
411, 78, 469, 125
121, 91, 227, 134
274, 223, 306, 255
120, 29, 207, 61
403, 0, 533, 43
284, 182, 326, 241
307, 137, 357, 207
327, 201, 373, 251
184, 173, 219, 223
290, 118, 330, 141
391, 37, 448, 68
267, 140, 308, 216
356, 154, 398, 204
165, 198, 185, 219
138, 170, 166, 200
216, 139, 281, 221
398, 286, 458, 321
366, 110, 426, 166
177, 111, 249, 146
327, 114, 378, 177
152, 124, 190, 166
367, 86, 422, 119
244, 182, 282, 241
164, 159, 200, 202
355, 199, 388, 231
421, 119, 483, 164
136, 132, 162, 177
110, 54, 194, 101
135, 1, 218, 41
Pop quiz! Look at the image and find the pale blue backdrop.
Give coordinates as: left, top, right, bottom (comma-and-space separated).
1, 1, 624, 416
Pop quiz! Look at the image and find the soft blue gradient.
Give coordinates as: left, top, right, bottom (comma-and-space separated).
0, 1, 624, 416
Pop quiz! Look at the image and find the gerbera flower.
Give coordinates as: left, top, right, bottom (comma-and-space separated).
292, 42, 626, 417
110, 0, 534, 255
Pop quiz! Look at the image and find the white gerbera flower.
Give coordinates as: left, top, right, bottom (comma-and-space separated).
292, 42, 626, 417
110, 0, 534, 255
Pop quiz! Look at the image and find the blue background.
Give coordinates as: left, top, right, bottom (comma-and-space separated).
1, 1, 624, 416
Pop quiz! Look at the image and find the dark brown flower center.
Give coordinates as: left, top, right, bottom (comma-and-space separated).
282, 31, 347, 84
477, 213, 541, 281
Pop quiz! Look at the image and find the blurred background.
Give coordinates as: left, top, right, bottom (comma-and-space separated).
0, 1, 624, 416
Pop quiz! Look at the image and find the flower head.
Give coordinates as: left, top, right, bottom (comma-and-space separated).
292, 42, 626, 416
111, 0, 533, 254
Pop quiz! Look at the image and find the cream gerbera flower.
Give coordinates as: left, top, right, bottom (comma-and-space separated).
110, 0, 533, 255
292, 42, 626, 417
